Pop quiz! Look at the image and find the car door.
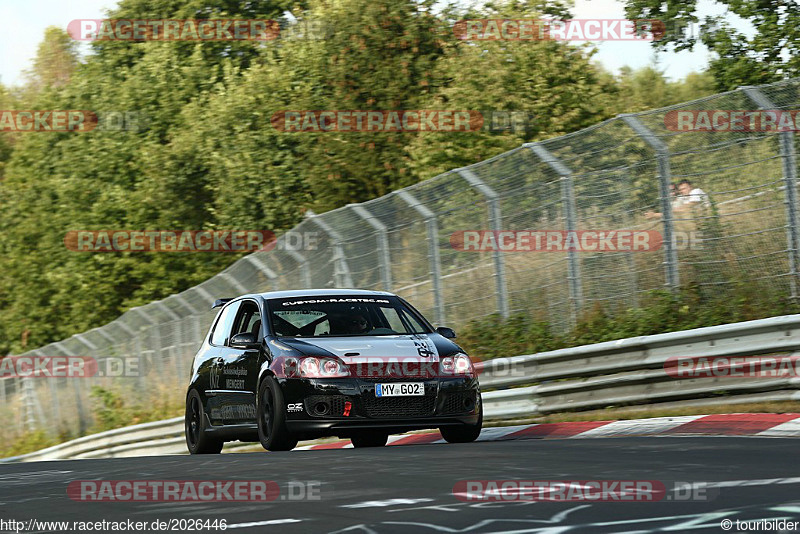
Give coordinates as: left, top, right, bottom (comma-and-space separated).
219, 299, 262, 424
205, 300, 240, 426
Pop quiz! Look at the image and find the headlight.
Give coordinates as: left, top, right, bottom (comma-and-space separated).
440, 353, 474, 376
285, 356, 350, 378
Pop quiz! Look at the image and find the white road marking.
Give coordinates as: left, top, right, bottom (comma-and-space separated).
227, 518, 303, 529
571, 416, 704, 438
756, 418, 800, 437
343, 498, 435, 508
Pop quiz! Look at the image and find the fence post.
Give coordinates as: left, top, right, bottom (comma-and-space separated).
349, 204, 393, 291
174, 318, 185, 382
456, 167, 509, 318
396, 190, 446, 325
91, 326, 117, 346
193, 286, 217, 308
307, 212, 354, 287
133, 307, 159, 391
620, 114, 680, 290
220, 272, 249, 294
286, 249, 312, 288
173, 294, 205, 348
52, 343, 89, 435
244, 254, 279, 291
21, 376, 39, 433
742, 86, 800, 300
27, 349, 51, 435
527, 143, 584, 320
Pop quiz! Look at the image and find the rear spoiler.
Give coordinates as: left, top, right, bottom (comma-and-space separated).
212, 298, 234, 309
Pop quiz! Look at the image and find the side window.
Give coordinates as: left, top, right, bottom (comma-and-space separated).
382, 308, 406, 332
398, 308, 426, 332
211, 302, 240, 346
313, 319, 331, 335
231, 301, 262, 340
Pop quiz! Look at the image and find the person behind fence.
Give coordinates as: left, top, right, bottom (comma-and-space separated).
675, 179, 709, 209
645, 180, 708, 219
645, 182, 679, 219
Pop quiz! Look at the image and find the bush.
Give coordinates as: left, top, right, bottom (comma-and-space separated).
457, 284, 799, 360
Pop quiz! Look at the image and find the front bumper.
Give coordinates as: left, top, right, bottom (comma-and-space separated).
279, 376, 480, 439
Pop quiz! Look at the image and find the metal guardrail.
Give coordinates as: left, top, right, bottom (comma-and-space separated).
6, 314, 800, 462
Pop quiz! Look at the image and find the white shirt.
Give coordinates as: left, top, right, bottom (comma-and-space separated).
676, 187, 709, 207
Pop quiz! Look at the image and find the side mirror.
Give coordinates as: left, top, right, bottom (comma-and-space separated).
230, 332, 260, 349
436, 326, 456, 339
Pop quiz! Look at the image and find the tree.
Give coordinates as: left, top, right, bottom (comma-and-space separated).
624, 0, 800, 89
405, 1, 618, 179
23, 27, 79, 94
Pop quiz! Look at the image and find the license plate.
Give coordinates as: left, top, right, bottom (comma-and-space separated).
375, 383, 424, 397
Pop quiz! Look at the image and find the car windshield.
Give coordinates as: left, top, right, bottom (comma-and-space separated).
267, 296, 430, 337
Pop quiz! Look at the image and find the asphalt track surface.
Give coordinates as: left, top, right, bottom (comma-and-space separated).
2, 436, 800, 533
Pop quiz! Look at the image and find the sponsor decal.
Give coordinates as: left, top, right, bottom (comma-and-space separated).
281, 298, 391, 306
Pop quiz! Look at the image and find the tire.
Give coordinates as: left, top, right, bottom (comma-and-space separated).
185, 390, 224, 454
440, 400, 483, 444
351, 432, 388, 448
257, 376, 298, 451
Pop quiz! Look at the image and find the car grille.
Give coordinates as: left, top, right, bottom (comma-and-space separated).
362, 394, 436, 418
442, 391, 476, 415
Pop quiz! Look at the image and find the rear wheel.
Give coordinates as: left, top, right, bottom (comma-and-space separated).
257, 376, 298, 451
185, 390, 224, 454
351, 432, 388, 448
440, 401, 483, 444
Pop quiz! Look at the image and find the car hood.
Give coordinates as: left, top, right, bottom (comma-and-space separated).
278, 334, 453, 364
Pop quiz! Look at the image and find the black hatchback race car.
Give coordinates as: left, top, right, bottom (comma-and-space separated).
185, 289, 482, 453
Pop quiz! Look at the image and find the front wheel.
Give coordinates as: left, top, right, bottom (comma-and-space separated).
351, 432, 388, 448
440, 401, 483, 443
257, 376, 298, 451
185, 390, 224, 454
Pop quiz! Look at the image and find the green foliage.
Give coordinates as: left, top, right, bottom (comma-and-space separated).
89, 386, 182, 432
0, 0, 743, 358
624, 0, 800, 89
457, 284, 799, 361
0, 429, 58, 458
23, 27, 79, 94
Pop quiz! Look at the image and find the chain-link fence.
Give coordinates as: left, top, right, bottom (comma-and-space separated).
4, 79, 800, 440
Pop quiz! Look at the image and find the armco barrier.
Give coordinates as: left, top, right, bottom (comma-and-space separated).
5, 314, 800, 462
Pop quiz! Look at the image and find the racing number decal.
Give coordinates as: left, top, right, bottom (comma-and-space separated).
411, 335, 436, 358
